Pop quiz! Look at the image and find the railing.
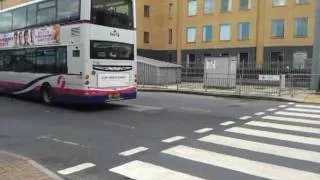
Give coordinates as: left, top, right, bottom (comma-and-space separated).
138, 66, 316, 98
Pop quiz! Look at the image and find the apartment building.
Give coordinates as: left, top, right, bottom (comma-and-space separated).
138, 0, 315, 69
1, 0, 316, 68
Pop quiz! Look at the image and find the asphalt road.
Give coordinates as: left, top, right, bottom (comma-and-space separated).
0, 92, 319, 180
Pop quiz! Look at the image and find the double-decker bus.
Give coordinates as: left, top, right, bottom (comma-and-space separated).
0, 0, 137, 104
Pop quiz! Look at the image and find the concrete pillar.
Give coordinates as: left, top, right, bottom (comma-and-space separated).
311, 1, 320, 90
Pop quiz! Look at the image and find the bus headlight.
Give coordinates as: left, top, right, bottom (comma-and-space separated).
84, 80, 89, 85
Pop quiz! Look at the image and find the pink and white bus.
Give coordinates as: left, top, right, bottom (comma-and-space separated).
0, 0, 137, 104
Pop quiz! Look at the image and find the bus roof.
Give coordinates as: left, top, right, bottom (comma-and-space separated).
0, 0, 46, 13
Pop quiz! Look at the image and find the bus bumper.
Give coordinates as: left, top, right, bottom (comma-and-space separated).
53, 87, 137, 104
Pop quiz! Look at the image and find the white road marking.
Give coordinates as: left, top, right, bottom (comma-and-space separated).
266, 108, 277, 112
226, 127, 320, 146
104, 121, 135, 129
254, 112, 265, 116
285, 108, 320, 114
109, 160, 204, 180
262, 115, 320, 125
278, 105, 287, 108
162, 145, 320, 180
246, 121, 320, 134
37, 136, 89, 148
194, 128, 214, 134
162, 136, 185, 143
122, 104, 163, 112
180, 107, 211, 113
199, 134, 320, 163
58, 163, 96, 175
275, 111, 320, 119
296, 104, 320, 109
119, 147, 149, 156
220, 121, 235, 126
239, 116, 252, 120
288, 102, 295, 105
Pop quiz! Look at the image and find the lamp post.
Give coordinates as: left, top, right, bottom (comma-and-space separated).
311, 1, 320, 90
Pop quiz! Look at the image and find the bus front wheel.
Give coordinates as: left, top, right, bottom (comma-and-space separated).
41, 84, 53, 105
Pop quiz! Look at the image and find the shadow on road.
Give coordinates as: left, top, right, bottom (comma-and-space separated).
0, 94, 127, 112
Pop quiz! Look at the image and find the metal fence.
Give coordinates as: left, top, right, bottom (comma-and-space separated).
138, 63, 317, 98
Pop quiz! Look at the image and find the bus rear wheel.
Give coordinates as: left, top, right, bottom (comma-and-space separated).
41, 84, 53, 105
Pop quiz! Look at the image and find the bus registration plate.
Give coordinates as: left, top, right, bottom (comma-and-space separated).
108, 93, 121, 100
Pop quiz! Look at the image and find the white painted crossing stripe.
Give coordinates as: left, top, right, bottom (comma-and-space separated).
266, 108, 277, 112
226, 127, 320, 146
119, 147, 149, 156
286, 108, 320, 114
162, 136, 185, 143
199, 134, 320, 163
254, 112, 265, 116
163, 145, 320, 180
275, 111, 320, 119
109, 160, 205, 180
246, 121, 320, 134
58, 163, 96, 175
288, 102, 295, 105
194, 128, 213, 134
296, 104, 320, 109
239, 116, 252, 120
278, 105, 287, 108
262, 115, 320, 125
220, 121, 235, 126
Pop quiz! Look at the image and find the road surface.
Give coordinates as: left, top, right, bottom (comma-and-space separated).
0, 92, 319, 179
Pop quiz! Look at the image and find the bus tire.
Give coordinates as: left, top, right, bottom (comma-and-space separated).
41, 84, 53, 105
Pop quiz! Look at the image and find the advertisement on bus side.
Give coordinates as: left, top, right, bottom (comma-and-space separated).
0, 24, 60, 48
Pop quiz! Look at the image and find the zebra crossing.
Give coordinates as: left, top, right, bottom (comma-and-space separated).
109, 103, 320, 180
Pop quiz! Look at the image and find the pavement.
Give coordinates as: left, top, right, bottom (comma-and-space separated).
138, 84, 320, 103
0, 92, 319, 179
0, 151, 62, 180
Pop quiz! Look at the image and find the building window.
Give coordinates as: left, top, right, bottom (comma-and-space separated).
188, 0, 197, 16
271, 51, 284, 69
186, 54, 196, 68
238, 22, 250, 40
239, 53, 249, 67
295, 17, 308, 37
202, 25, 213, 42
293, 52, 307, 69
221, 53, 230, 57
239, 0, 251, 10
169, 29, 173, 44
144, 5, 150, 17
204, 0, 213, 14
168, 54, 173, 63
296, 0, 308, 4
187, 27, 197, 43
169, 3, 173, 18
221, 0, 232, 12
144, 32, 150, 43
220, 24, 231, 41
272, 0, 286, 6
272, 19, 285, 38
